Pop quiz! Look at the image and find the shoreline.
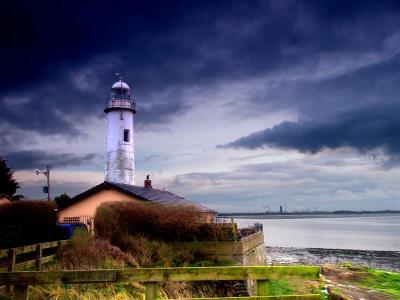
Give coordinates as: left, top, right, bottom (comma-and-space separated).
266, 246, 400, 272
222, 212, 400, 219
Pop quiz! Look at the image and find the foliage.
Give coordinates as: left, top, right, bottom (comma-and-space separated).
265, 279, 294, 296
105, 232, 195, 267
94, 201, 233, 267
95, 201, 231, 243
27, 281, 217, 300
359, 268, 400, 298
0, 157, 20, 200
29, 282, 144, 300
60, 229, 137, 270
0, 200, 57, 248
54, 193, 71, 207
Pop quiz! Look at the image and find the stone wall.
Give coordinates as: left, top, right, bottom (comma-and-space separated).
175, 231, 266, 296
177, 231, 266, 264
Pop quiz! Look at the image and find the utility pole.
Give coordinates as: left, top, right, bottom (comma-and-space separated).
36, 165, 51, 201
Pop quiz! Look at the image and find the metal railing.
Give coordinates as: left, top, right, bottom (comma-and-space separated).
104, 98, 136, 112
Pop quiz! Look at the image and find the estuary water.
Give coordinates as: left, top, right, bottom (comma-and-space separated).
235, 214, 400, 251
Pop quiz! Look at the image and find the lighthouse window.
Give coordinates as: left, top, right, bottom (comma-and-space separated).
123, 129, 130, 142
112, 89, 129, 100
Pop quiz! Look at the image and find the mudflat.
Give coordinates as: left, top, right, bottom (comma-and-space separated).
267, 246, 400, 272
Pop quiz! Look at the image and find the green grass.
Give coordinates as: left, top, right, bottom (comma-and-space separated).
28, 282, 144, 300
265, 279, 295, 296
358, 268, 400, 299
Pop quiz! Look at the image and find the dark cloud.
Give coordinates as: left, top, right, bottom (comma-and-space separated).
4, 151, 100, 170
222, 52, 400, 164
1, 0, 400, 176
19, 180, 96, 199
1, 0, 400, 137
224, 104, 400, 158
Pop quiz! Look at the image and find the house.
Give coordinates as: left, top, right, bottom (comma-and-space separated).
57, 179, 216, 230
0, 194, 12, 206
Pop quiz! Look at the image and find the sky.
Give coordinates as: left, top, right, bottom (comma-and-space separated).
0, 0, 399, 212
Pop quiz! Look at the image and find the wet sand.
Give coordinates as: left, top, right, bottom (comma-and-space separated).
266, 246, 400, 272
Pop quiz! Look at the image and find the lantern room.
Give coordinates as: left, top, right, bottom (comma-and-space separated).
104, 80, 136, 113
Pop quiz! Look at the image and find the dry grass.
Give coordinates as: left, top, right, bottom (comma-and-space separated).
29, 282, 144, 300
60, 229, 138, 270
94, 201, 233, 267
95, 201, 232, 243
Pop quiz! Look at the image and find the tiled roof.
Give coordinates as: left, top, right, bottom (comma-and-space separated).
58, 181, 215, 213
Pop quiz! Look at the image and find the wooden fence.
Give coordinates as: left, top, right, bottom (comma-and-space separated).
0, 240, 68, 295
0, 240, 68, 272
0, 265, 321, 300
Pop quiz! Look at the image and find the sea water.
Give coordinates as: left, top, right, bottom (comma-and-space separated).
236, 214, 400, 251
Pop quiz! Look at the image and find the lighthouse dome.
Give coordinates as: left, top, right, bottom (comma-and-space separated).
111, 80, 130, 90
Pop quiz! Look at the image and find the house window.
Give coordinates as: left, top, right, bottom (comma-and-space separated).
123, 129, 129, 142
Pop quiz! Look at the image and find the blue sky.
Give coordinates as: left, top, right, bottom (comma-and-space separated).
1, 0, 399, 212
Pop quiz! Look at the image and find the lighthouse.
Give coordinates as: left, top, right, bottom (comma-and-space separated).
104, 77, 136, 185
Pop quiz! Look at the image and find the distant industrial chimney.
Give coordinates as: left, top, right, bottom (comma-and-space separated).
144, 175, 152, 188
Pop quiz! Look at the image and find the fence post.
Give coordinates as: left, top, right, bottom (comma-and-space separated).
57, 240, 62, 260
7, 248, 16, 293
256, 279, 269, 296
36, 243, 42, 271
8, 248, 16, 272
144, 282, 157, 300
13, 285, 28, 300
231, 218, 238, 241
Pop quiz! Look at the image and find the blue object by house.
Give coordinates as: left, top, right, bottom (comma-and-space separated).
57, 223, 87, 239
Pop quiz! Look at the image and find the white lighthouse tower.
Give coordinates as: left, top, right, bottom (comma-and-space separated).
104, 77, 136, 185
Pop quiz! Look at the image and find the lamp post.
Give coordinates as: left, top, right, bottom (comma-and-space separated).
35, 165, 51, 201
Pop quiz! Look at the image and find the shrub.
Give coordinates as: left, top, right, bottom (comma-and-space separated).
95, 201, 231, 243
60, 229, 137, 270
0, 200, 57, 248
114, 234, 185, 267
94, 201, 234, 267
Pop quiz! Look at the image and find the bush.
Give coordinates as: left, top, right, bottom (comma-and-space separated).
114, 234, 188, 267
94, 201, 233, 267
0, 200, 57, 248
60, 229, 137, 270
95, 201, 231, 243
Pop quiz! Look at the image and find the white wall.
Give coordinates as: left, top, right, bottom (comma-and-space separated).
105, 110, 135, 184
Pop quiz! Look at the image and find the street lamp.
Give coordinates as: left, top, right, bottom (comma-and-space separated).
35, 165, 51, 201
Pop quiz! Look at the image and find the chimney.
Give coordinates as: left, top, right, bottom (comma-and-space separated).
144, 174, 152, 188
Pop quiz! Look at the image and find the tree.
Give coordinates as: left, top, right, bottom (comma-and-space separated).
0, 157, 20, 199
54, 193, 71, 207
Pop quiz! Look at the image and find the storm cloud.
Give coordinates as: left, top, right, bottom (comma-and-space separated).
223, 52, 400, 164
2, 0, 400, 137
4, 151, 99, 170
224, 105, 400, 160
1, 1, 399, 208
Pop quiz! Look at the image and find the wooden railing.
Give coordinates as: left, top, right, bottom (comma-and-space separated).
0, 265, 321, 300
0, 240, 68, 272
0, 240, 68, 295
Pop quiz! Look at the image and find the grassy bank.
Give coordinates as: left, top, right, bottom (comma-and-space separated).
323, 263, 400, 299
